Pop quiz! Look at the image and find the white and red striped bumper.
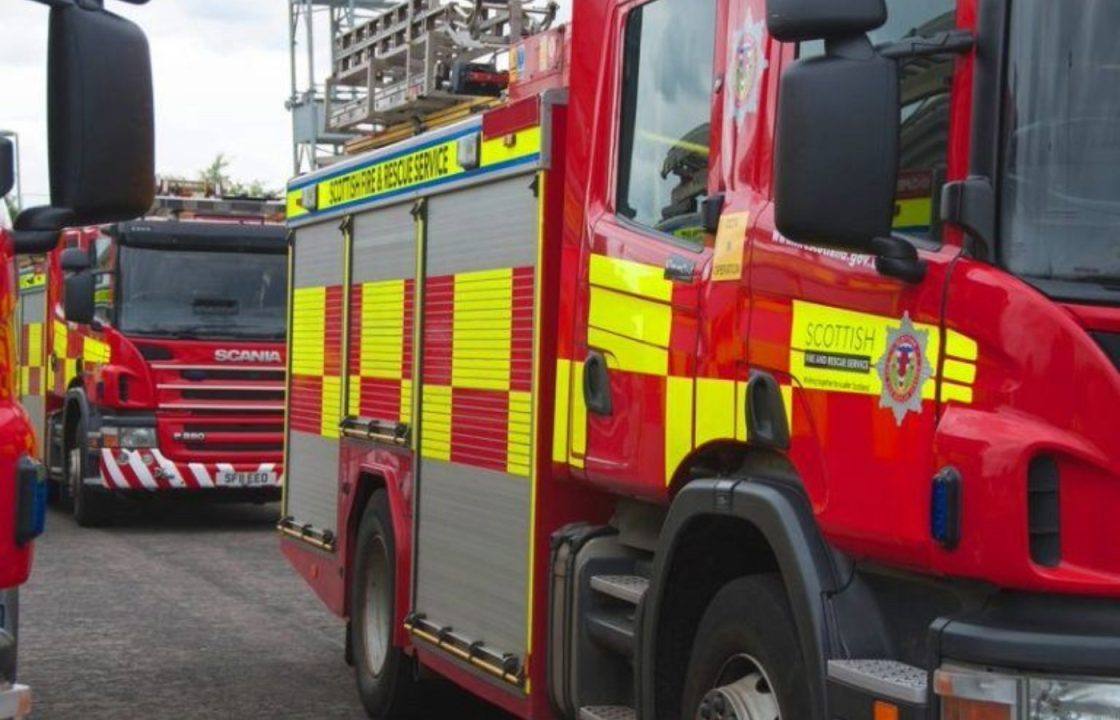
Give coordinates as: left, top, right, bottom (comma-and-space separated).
97, 449, 282, 491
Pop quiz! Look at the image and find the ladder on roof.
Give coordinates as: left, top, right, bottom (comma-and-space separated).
326, 0, 557, 132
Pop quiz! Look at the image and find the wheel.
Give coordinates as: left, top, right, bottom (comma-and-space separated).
681, 574, 811, 720
68, 417, 113, 527
350, 490, 419, 718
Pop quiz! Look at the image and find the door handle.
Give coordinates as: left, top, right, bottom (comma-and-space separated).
746, 371, 790, 451
583, 352, 613, 416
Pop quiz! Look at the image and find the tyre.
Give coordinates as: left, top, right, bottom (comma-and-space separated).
681, 574, 811, 720
68, 417, 113, 528
350, 490, 419, 719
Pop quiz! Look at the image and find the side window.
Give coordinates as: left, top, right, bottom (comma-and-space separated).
800, 0, 957, 243
93, 234, 114, 325
616, 0, 717, 245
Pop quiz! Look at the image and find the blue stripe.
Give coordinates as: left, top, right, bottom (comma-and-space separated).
290, 154, 540, 221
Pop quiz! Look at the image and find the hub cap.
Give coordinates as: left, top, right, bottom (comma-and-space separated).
696, 654, 781, 720
360, 534, 391, 676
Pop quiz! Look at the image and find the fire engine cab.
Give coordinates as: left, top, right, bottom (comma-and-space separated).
19, 197, 289, 526
281, 0, 1120, 719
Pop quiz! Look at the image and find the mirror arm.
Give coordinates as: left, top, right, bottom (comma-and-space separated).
871, 236, 927, 284
941, 176, 994, 262
824, 34, 876, 61
879, 30, 975, 60
10, 230, 61, 256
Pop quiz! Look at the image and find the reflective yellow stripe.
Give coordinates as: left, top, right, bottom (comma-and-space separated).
942, 358, 976, 386
291, 287, 327, 376
664, 376, 694, 486
588, 254, 673, 302
481, 126, 543, 168
26, 324, 42, 367
695, 378, 735, 447
453, 269, 513, 391
421, 384, 452, 461
348, 374, 362, 416
507, 391, 532, 477
588, 287, 672, 347
553, 358, 571, 463
945, 329, 978, 362
569, 360, 586, 468
939, 382, 974, 405
53, 321, 68, 359
587, 327, 668, 377
83, 337, 111, 364
359, 280, 406, 380
19, 367, 30, 395
321, 376, 342, 439
735, 381, 749, 442
400, 379, 413, 425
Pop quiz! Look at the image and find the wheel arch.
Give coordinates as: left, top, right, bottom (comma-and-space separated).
640, 476, 843, 720
345, 459, 414, 652
61, 387, 93, 448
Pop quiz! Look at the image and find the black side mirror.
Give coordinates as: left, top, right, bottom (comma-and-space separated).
60, 247, 92, 273
13, 1, 155, 253
0, 138, 12, 199
773, 35, 899, 251
767, 0, 886, 43
63, 271, 96, 326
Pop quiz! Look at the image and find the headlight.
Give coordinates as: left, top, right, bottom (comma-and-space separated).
1028, 678, 1120, 719
102, 426, 157, 449
936, 665, 1120, 719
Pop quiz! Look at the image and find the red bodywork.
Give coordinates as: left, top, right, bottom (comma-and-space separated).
283, 0, 1120, 716
35, 226, 286, 493
0, 227, 37, 589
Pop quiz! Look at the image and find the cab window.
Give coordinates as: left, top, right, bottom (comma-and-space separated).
801, 0, 957, 243
616, 0, 717, 246
93, 234, 115, 325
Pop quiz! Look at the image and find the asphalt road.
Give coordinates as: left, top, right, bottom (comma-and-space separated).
18, 502, 513, 720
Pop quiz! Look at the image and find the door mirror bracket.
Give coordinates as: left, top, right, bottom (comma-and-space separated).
941, 176, 995, 262
871, 236, 927, 284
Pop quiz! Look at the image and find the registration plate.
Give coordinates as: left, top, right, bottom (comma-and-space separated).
216, 470, 277, 488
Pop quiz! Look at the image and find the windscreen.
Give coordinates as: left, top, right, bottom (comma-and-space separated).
117, 246, 287, 341
1000, 0, 1120, 286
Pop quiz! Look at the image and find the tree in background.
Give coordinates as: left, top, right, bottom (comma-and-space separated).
184, 153, 275, 199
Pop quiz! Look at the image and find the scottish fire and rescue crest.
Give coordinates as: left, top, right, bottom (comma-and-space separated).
731, 12, 768, 123
875, 313, 932, 425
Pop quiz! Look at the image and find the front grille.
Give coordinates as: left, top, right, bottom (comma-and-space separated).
180, 388, 285, 402
1092, 332, 1120, 371
178, 368, 285, 382
152, 362, 286, 461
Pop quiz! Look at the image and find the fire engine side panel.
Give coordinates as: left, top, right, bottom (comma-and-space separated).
415, 174, 540, 662
286, 220, 346, 538
348, 204, 417, 424
17, 285, 47, 450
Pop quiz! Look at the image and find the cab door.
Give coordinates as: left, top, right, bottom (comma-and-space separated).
749, 0, 971, 565
567, 0, 724, 497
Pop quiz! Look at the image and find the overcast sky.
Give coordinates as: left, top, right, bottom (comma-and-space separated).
1, 0, 571, 208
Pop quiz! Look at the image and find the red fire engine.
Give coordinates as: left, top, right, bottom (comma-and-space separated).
281, 1, 1120, 719
19, 198, 289, 526
0, 141, 44, 720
